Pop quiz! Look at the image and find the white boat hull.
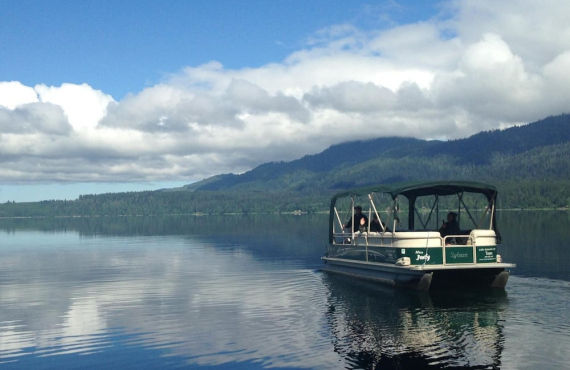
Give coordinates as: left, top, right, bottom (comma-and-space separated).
321, 257, 513, 291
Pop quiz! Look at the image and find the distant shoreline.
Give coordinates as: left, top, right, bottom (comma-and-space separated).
0, 207, 567, 220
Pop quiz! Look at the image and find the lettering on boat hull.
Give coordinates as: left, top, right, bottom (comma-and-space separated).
401, 248, 443, 265
476, 246, 497, 263
445, 247, 474, 264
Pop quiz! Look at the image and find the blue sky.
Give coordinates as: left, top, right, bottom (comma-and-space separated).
1, 0, 569, 202
1, 0, 440, 99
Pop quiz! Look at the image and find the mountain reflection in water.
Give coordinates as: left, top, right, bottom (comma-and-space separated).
0, 211, 568, 369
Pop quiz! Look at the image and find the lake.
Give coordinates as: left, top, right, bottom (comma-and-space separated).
0, 211, 568, 369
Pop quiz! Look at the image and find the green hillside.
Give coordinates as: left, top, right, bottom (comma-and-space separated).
1, 114, 569, 217
187, 114, 570, 192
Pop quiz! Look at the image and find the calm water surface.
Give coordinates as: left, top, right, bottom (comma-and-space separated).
0, 212, 568, 369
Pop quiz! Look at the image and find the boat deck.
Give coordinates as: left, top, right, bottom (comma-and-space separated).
322, 256, 515, 271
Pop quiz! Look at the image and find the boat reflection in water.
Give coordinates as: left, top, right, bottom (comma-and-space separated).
322, 273, 507, 369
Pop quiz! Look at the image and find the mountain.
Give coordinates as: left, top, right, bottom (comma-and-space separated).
186, 114, 570, 193
184, 137, 424, 191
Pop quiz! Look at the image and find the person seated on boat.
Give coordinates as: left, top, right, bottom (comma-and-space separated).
344, 206, 368, 232
370, 215, 388, 232
439, 212, 460, 241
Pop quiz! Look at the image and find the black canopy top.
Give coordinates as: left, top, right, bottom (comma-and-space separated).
330, 180, 497, 204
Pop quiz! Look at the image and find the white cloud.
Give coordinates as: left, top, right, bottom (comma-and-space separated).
1, 0, 569, 184
304, 81, 397, 112
433, 33, 544, 121
35, 83, 115, 131
449, 0, 570, 70
0, 81, 39, 109
0, 102, 71, 135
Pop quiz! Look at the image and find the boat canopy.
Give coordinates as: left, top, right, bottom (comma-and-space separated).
330, 181, 497, 204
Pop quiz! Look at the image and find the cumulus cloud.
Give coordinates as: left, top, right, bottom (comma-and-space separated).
304, 81, 397, 112
35, 83, 114, 131
1, 0, 570, 183
0, 81, 39, 109
433, 33, 543, 121
0, 102, 71, 135
449, 0, 570, 69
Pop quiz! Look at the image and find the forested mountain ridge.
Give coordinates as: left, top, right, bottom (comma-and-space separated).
420, 114, 570, 164
183, 137, 425, 191
186, 114, 570, 192
0, 114, 569, 217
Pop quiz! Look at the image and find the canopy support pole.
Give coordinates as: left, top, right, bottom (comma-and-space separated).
424, 195, 439, 228
368, 193, 386, 232
351, 197, 355, 243
490, 199, 495, 230
478, 203, 491, 228
393, 197, 400, 232
408, 196, 415, 230
334, 206, 343, 234
414, 207, 427, 229
459, 194, 478, 228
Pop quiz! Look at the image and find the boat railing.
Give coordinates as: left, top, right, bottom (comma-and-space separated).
330, 230, 500, 265
442, 234, 474, 246
333, 231, 482, 248
332, 230, 476, 246
442, 234, 477, 264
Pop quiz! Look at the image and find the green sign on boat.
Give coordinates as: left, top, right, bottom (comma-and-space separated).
445, 247, 474, 264
476, 246, 497, 263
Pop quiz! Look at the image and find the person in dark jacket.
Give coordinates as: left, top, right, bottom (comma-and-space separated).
344, 206, 368, 232
439, 212, 460, 238
370, 214, 386, 232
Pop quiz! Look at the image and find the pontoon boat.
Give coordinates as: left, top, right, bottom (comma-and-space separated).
321, 181, 515, 291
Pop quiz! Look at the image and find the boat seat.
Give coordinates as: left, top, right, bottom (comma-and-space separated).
469, 229, 498, 245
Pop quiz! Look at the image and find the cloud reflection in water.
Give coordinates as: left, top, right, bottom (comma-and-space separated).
0, 232, 340, 368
